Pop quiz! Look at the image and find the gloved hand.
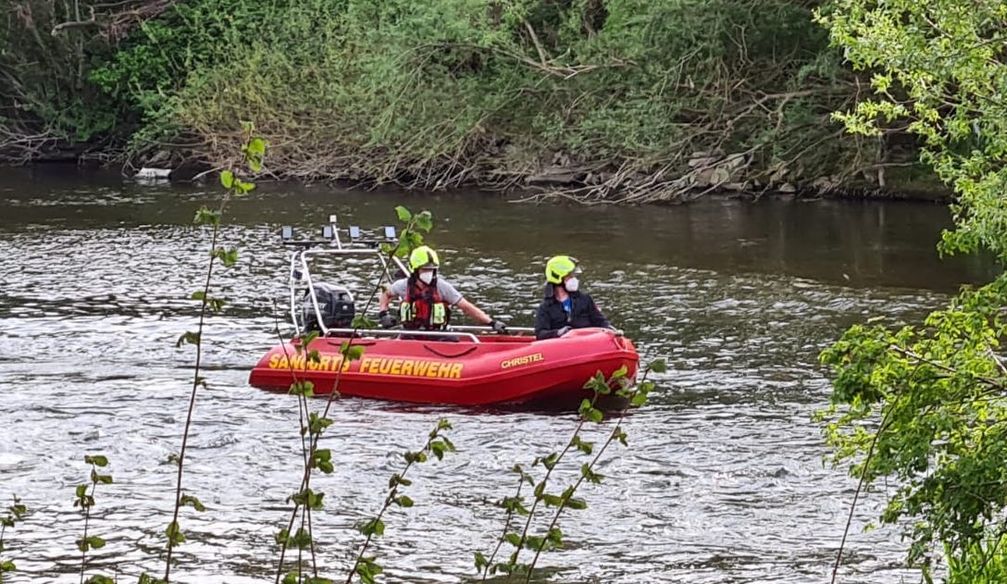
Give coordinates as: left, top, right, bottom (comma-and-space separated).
556, 325, 572, 337
490, 319, 508, 334
378, 310, 397, 329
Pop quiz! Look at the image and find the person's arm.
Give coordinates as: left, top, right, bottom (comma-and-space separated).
378, 280, 405, 327
585, 294, 612, 329
378, 288, 392, 312
457, 298, 492, 325
534, 301, 565, 340
441, 278, 507, 332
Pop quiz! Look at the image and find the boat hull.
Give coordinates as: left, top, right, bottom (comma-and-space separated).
248, 328, 639, 407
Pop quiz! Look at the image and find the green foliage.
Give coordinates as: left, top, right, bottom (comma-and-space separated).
348, 418, 454, 582
819, 274, 1007, 575
75, 456, 113, 582
479, 360, 657, 579
946, 537, 1007, 584
25, 0, 851, 186
0, 496, 25, 581
818, 0, 1007, 578
0, 1, 121, 144
819, 0, 1007, 260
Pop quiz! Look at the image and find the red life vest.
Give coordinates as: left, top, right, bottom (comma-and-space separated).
399, 278, 452, 330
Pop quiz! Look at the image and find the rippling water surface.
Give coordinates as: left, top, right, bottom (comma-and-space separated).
0, 167, 993, 583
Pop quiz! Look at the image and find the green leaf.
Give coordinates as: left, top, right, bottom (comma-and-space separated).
570, 435, 593, 455
308, 412, 333, 434
180, 494, 206, 512
0, 559, 15, 572
244, 137, 267, 173
394, 495, 414, 508
213, 247, 239, 267
86, 535, 107, 549
312, 449, 334, 473
84, 454, 109, 467
474, 551, 489, 571
340, 342, 365, 361
358, 518, 385, 537
584, 407, 604, 423
281, 572, 298, 584
541, 494, 563, 507
219, 170, 234, 189
430, 440, 450, 460
355, 556, 383, 584
351, 314, 376, 329
234, 179, 256, 194
175, 331, 200, 348
395, 206, 412, 222
289, 380, 315, 397
275, 528, 290, 546
165, 520, 185, 547
290, 528, 312, 549
649, 359, 668, 374
581, 463, 604, 484
403, 450, 427, 464
503, 532, 522, 547
193, 206, 220, 226
414, 211, 434, 232
75, 484, 88, 498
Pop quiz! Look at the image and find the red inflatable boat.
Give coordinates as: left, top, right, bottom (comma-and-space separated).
249, 327, 638, 407
249, 217, 639, 407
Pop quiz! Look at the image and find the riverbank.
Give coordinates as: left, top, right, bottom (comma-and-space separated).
2, 0, 942, 205
3, 154, 952, 205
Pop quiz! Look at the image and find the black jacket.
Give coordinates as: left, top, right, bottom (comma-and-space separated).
534, 284, 611, 340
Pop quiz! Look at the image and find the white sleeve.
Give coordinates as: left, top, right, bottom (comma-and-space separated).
388, 279, 408, 299
436, 279, 464, 305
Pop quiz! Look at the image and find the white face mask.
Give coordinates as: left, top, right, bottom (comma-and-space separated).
419, 271, 435, 285
564, 277, 579, 292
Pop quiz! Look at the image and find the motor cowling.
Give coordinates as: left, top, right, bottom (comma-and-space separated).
302, 283, 355, 332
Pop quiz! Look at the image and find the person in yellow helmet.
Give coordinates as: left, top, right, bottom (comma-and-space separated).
534, 255, 611, 340
378, 245, 508, 333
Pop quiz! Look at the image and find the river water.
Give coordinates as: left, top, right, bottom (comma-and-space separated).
0, 167, 993, 583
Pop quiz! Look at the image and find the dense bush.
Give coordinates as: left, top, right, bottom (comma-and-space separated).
3, 0, 881, 199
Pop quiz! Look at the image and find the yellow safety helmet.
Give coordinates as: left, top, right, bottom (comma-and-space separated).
409, 245, 440, 271
545, 255, 581, 284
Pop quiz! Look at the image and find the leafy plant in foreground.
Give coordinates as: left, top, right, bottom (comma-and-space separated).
74, 455, 114, 584
0, 495, 26, 583
477, 359, 665, 580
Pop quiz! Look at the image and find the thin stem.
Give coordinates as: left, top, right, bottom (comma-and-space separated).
831, 409, 893, 584
344, 428, 442, 584
164, 196, 228, 582
1, 521, 8, 583
480, 475, 526, 581
274, 267, 383, 583
276, 218, 420, 583
79, 476, 96, 584
524, 372, 652, 580
509, 412, 592, 571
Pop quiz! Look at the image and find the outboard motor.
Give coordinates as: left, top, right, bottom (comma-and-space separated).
302, 283, 355, 332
